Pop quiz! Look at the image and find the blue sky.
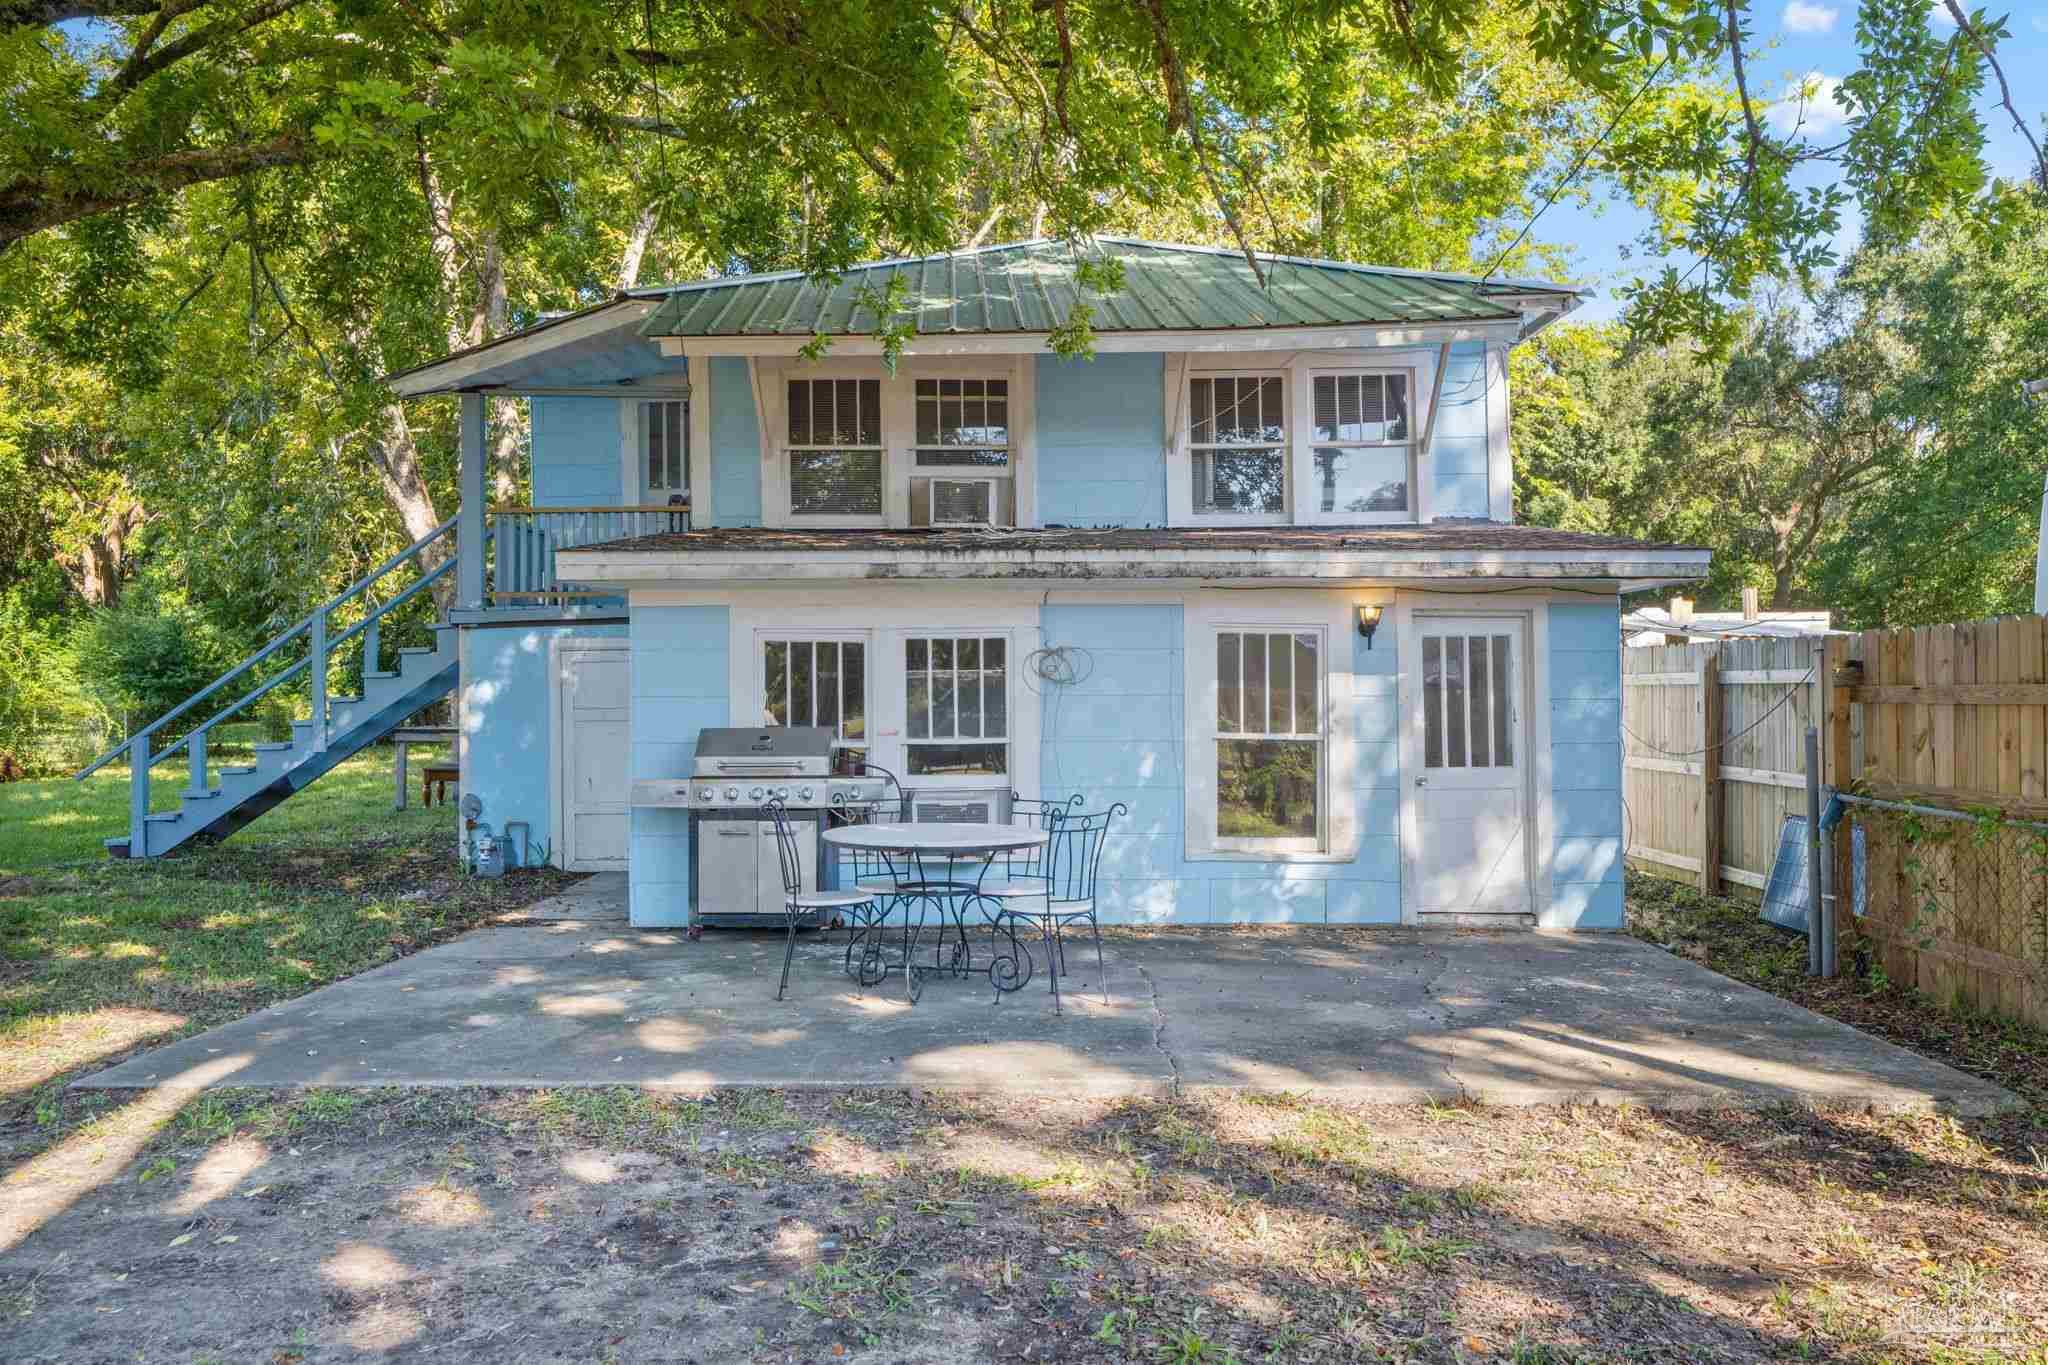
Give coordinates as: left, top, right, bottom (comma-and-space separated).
1542, 1, 2048, 320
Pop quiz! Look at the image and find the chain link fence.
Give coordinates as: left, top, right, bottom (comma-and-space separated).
1839, 795, 2048, 1024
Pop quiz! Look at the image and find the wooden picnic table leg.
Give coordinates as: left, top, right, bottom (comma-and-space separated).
394, 740, 409, 811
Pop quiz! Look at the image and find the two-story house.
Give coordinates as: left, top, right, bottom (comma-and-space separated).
101, 239, 1708, 930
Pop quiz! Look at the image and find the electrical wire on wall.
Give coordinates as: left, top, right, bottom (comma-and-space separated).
1025, 588, 1185, 800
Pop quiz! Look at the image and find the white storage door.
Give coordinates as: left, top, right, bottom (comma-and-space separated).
559, 644, 630, 871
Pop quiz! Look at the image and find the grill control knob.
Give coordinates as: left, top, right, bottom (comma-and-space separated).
724, 785, 739, 801
797, 785, 814, 801
774, 786, 790, 800
748, 785, 765, 801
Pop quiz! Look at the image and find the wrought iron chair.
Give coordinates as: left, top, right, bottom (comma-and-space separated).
973, 793, 1082, 943
764, 799, 876, 1001
985, 802, 1126, 1013
831, 794, 904, 984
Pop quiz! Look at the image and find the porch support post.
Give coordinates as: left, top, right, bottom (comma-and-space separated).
129, 730, 150, 858
458, 393, 487, 610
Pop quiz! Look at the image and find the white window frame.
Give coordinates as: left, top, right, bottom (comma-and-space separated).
613, 390, 693, 508
1183, 590, 1362, 862
756, 631, 872, 762
721, 589, 1042, 802
640, 398, 690, 500
1170, 365, 1291, 527
777, 372, 889, 526
753, 357, 1037, 530
1298, 367, 1416, 525
896, 631, 1014, 787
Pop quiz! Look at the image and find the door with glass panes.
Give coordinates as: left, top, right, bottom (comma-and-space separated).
1412, 617, 1530, 918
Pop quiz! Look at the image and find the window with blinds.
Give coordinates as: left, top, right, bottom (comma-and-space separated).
786, 378, 883, 516
642, 400, 687, 496
1310, 372, 1410, 516
914, 378, 1009, 468
1188, 375, 1286, 515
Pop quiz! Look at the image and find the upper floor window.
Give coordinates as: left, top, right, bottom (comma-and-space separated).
1188, 375, 1286, 517
915, 378, 1009, 468
786, 378, 883, 517
1310, 372, 1410, 517
642, 399, 687, 497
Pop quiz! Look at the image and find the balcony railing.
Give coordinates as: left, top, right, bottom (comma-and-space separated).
487, 503, 687, 605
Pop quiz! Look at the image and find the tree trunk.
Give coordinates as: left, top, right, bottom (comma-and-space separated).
360, 406, 454, 615
69, 497, 144, 607
616, 204, 660, 290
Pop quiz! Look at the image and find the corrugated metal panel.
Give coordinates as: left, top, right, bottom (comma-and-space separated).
638, 239, 1572, 339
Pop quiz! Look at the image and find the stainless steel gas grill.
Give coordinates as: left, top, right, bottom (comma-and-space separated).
629, 726, 892, 931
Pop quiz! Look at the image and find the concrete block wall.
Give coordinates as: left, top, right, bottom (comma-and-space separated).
1545, 602, 1624, 928
627, 605, 730, 926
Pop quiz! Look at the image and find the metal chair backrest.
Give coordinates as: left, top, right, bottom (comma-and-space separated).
1004, 792, 1082, 881
764, 799, 803, 900
830, 796, 897, 886
1043, 803, 1126, 905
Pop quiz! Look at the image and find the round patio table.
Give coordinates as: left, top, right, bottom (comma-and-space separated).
823, 822, 1048, 1003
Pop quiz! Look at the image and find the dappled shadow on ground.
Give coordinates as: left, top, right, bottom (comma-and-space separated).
2, 1081, 2043, 1362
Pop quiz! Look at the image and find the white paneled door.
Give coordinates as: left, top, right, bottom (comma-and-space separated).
559, 644, 629, 871
1412, 617, 1530, 918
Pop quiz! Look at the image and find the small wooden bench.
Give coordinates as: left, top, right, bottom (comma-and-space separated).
420, 764, 459, 807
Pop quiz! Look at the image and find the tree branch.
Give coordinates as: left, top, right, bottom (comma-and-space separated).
1723, 0, 1763, 208
0, 0, 157, 32
0, 133, 315, 248
1943, 0, 2048, 191
99, 0, 309, 111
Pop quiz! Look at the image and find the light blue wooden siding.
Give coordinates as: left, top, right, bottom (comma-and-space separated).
530, 398, 622, 506
709, 356, 763, 526
1037, 602, 1403, 924
628, 605, 730, 926
1429, 341, 1492, 518
1035, 353, 1167, 527
459, 624, 627, 863
1544, 602, 1623, 928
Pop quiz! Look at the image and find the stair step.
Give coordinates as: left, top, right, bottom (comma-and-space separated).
180, 788, 221, 801
398, 646, 436, 657
221, 765, 258, 778
331, 694, 361, 707
365, 670, 399, 681
252, 741, 292, 753
146, 812, 183, 825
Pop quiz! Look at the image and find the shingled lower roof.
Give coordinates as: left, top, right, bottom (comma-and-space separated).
553, 524, 1710, 587
638, 239, 1579, 339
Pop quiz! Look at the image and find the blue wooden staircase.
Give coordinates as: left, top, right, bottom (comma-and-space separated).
78, 519, 464, 859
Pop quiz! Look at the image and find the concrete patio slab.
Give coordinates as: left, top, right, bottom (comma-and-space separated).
79, 874, 2016, 1112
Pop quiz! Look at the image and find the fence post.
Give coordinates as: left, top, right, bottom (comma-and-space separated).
1697, 646, 1723, 896
309, 608, 328, 754
1823, 634, 1855, 968
129, 729, 150, 858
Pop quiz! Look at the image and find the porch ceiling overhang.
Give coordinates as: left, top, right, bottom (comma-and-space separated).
382, 298, 685, 398
555, 525, 1710, 590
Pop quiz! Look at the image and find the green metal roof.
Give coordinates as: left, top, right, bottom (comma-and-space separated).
636, 238, 1577, 339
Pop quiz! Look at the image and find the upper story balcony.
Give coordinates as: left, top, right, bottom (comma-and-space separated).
452, 502, 688, 623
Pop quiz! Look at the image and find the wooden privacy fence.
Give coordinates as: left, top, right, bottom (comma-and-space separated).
1625, 617, 2048, 1027
1825, 618, 2048, 1027
1623, 636, 1821, 894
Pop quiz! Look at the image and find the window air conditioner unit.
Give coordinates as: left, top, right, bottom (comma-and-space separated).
930, 477, 999, 527
906, 788, 1007, 825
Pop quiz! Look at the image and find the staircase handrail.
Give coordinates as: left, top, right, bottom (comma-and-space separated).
74, 517, 458, 780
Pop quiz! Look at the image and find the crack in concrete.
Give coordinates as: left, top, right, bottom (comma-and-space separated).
1133, 960, 1183, 1095
1415, 939, 1468, 1103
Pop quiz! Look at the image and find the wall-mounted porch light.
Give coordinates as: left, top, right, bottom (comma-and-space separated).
1356, 603, 1384, 648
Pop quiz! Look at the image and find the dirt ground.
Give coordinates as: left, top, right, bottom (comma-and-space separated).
4, 1085, 2045, 1364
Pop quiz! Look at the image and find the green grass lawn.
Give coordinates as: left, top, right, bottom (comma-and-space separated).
0, 743, 453, 875
0, 747, 579, 1114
